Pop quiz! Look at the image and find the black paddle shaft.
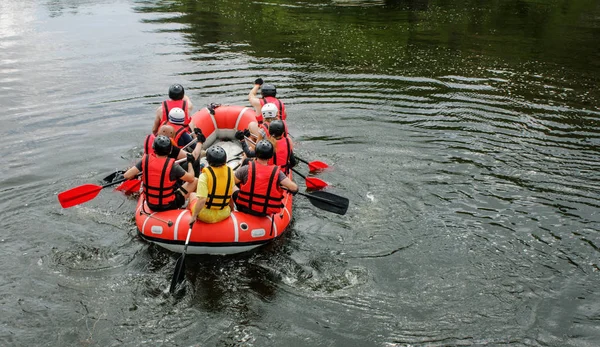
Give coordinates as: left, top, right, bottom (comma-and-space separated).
296, 190, 349, 215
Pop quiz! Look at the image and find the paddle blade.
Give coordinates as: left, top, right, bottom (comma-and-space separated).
169, 254, 186, 293
116, 179, 142, 195
308, 161, 329, 173
305, 177, 328, 190
302, 190, 349, 215
57, 184, 103, 208
102, 170, 125, 184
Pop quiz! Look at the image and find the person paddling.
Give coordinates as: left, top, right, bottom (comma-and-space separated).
232, 140, 298, 217
188, 146, 235, 225
266, 120, 296, 175
152, 84, 194, 135
163, 107, 195, 149
123, 135, 197, 212
248, 78, 287, 121
143, 124, 204, 164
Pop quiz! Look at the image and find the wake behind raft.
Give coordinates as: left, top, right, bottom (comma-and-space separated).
135, 105, 294, 255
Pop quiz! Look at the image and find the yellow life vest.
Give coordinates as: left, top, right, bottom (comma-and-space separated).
202, 165, 234, 210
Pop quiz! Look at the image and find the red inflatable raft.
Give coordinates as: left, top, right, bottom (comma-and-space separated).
136, 105, 294, 255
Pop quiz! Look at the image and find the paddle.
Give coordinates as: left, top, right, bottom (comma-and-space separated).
115, 179, 142, 194
113, 156, 189, 193
291, 167, 327, 190
292, 190, 349, 215
58, 177, 133, 208
169, 227, 192, 293
294, 156, 328, 173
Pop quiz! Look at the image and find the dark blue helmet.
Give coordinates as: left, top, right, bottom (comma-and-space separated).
168, 84, 185, 100
152, 135, 172, 156
255, 140, 274, 160
269, 120, 285, 137
206, 146, 227, 166
261, 84, 276, 97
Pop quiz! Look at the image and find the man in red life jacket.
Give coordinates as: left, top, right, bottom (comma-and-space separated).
245, 102, 291, 154
235, 119, 296, 173
267, 120, 296, 175
152, 84, 195, 135
123, 135, 197, 212
248, 78, 287, 121
232, 140, 298, 217
164, 107, 195, 149
143, 124, 205, 165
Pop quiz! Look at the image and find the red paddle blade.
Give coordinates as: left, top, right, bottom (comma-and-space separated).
308, 161, 329, 173
58, 184, 103, 208
115, 179, 142, 195
305, 177, 328, 190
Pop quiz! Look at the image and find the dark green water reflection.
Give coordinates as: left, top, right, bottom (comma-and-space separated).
136, 0, 599, 78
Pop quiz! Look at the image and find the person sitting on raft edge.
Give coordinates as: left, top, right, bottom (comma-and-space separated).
123, 135, 197, 212
188, 145, 235, 225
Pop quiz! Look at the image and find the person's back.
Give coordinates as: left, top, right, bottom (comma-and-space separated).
189, 146, 234, 224
233, 140, 298, 217
142, 152, 179, 211
267, 120, 294, 174
164, 107, 194, 149
123, 135, 197, 212
248, 79, 287, 121
152, 84, 194, 134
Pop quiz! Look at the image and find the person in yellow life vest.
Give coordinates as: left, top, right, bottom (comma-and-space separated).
188, 146, 235, 225
232, 140, 298, 217
123, 135, 197, 212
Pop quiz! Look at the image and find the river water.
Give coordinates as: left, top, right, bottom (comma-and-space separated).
1, 0, 599, 346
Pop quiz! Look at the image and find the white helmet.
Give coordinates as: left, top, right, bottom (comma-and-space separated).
261, 103, 278, 119
168, 107, 185, 125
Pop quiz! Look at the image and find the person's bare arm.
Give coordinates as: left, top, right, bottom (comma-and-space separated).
123, 166, 140, 180
248, 84, 261, 111
152, 106, 163, 134
280, 177, 298, 193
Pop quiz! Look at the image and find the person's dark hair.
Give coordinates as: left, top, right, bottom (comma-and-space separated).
152, 135, 172, 156
255, 140, 274, 160
206, 146, 227, 167
169, 84, 185, 100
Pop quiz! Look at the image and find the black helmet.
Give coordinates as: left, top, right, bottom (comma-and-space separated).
206, 146, 227, 166
152, 135, 172, 156
255, 140, 274, 160
269, 120, 285, 138
168, 84, 185, 100
261, 84, 276, 97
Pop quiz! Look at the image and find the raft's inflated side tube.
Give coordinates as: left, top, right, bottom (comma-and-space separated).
135, 105, 293, 255
191, 105, 258, 148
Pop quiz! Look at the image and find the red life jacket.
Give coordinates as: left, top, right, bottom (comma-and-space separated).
159, 121, 189, 149
260, 97, 286, 120
259, 123, 270, 138
141, 154, 178, 208
161, 99, 190, 126
143, 134, 156, 155
268, 136, 292, 174
236, 161, 284, 215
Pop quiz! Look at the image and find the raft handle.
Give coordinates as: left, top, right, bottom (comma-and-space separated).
140, 209, 174, 227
